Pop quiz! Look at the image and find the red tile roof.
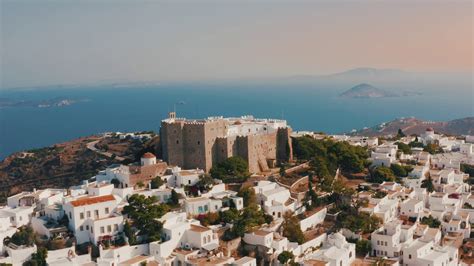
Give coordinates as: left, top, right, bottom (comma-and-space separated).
142, 152, 156, 159
70, 195, 115, 207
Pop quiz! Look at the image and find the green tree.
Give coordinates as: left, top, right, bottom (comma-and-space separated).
355, 239, 371, 256
424, 143, 443, 154
409, 139, 424, 148
169, 189, 180, 206
282, 213, 305, 244
461, 164, 474, 177
338, 211, 381, 234
210, 156, 249, 183
24, 247, 47, 266
136, 181, 145, 189
150, 176, 164, 189
396, 128, 406, 139
421, 176, 435, 192
237, 186, 257, 207
370, 166, 395, 183
390, 164, 407, 177
220, 209, 239, 224
420, 215, 441, 228
122, 194, 169, 243
196, 174, 215, 192
277, 251, 294, 264
396, 142, 412, 154
123, 221, 137, 245
11, 226, 35, 246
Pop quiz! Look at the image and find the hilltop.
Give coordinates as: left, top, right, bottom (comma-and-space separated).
352, 117, 474, 137
0, 133, 160, 202
339, 83, 397, 98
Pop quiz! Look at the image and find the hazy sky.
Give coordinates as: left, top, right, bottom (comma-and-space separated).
1, 0, 472, 88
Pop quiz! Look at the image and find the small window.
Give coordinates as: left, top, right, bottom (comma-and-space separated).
80, 212, 84, 219
176, 140, 179, 144
107, 225, 112, 233
86, 225, 89, 230
100, 227, 105, 234
80, 226, 84, 231
87, 211, 91, 218
105, 207, 109, 214
197, 141, 200, 145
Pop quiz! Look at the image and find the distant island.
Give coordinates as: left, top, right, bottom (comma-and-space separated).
339, 83, 398, 98
0, 97, 87, 108
351, 116, 474, 136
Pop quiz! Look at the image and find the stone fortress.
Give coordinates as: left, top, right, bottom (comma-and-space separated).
160, 112, 293, 173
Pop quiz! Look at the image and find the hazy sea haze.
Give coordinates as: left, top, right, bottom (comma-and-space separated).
1, 81, 473, 159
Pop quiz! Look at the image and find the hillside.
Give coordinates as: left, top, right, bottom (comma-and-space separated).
352, 117, 474, 137
0, 134, 161, 203
340, 83, 397, 98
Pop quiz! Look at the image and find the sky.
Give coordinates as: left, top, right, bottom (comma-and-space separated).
1, 0, 472, 88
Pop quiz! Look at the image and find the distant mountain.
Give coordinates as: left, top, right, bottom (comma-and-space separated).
0, 97, 88, 108
351, 117, 474, 136
340, 83, 397, 98
326, 67, 409, 79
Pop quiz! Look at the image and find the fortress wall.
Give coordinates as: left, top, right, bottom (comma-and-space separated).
161, 117, 293, 174
277, 127, 293, 162
160, 121, 185, 167
182, 123, 207, 170
203, 120, 229, 172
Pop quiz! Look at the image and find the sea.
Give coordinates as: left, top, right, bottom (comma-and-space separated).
1, 81, 473, 160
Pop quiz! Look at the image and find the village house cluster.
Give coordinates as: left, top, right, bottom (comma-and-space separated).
1, 116, 474, 266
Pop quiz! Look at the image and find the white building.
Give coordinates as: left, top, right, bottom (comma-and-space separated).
63, 194, 124, 244
253, 181, 296, 219
303, 233, 356, 266
371, 220, 414, 258
371, 143, 398, 167
149, 212, 219, 264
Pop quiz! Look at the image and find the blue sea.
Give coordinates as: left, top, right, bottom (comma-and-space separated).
1, 81, 473, 159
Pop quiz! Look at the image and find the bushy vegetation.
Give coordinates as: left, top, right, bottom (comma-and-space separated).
23, 247, 47, 266
461, 164, 474, 177
7, 226, 35, 246
369, 166, 396, 183
355, 239, 371, 256
222, 204, 272, 241
396, 142, 412, 155
421, 176, 435, 192
390, 164, 410, 177
237, 186, 257, 207
282, 213, 305, 244
277, 251, 294, 264
196, 208, 240, 226
409, 138, 424, 148
122, 194, 169, 243
150, 176, 164, 189
210, 156, 250, 183
420, 215, 441, 228
423, 143, 444, 154
293, 137, 369, 175
336, 207, 381, 234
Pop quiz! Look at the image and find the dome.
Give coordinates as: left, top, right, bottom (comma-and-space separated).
426, 127, 434, 132
142, 152, 156, 159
